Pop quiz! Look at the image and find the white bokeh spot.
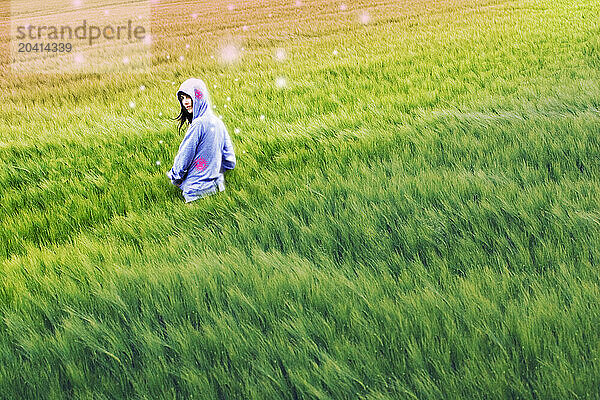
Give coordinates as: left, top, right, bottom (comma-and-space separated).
359, 11, 371, 24
275, 48, 287, 62
275, 76, 287, 89
220, 44, 240, 64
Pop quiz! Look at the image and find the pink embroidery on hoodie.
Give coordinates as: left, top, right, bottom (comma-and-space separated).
192, 157, 207, 171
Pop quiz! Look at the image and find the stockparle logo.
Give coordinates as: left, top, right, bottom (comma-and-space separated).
10, 0, 152, 74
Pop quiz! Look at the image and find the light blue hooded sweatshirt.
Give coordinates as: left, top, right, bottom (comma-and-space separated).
167, 78, 236, 202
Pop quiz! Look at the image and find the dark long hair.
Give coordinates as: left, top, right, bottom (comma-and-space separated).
173, 92, 193, 134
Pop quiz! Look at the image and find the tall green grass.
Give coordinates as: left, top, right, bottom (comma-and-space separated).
1, 0, 600, 398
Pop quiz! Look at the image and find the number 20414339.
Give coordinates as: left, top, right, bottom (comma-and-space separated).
17, 42, 72, 53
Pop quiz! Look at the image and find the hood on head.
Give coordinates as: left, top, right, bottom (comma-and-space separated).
176, 78, 212, 120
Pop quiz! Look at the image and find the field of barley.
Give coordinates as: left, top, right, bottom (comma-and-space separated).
1, 0, 600, 398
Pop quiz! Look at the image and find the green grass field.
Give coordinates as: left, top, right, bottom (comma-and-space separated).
1, 0, 600, 398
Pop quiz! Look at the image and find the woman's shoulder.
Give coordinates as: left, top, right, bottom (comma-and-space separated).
191, 112, 218, 126
188, 117, 209, 133
188, 114, 221, 138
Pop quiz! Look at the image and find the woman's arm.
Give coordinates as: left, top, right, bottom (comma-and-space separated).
222, 123, 236, 170
167, 123, 203, 186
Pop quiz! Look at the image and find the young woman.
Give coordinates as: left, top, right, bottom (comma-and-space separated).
167, 78, 236, 202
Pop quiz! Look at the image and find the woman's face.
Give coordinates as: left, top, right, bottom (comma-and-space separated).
180, 94, 193, 114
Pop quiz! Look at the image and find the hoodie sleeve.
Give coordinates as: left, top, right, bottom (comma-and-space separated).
222, 123, 236, 170
167, 123, 203, 186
